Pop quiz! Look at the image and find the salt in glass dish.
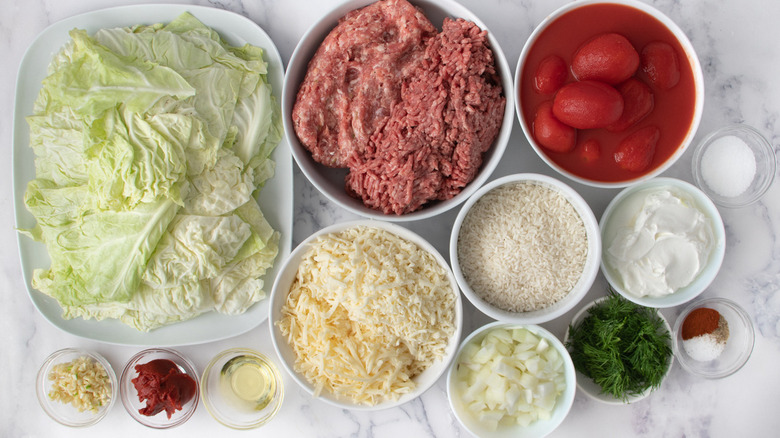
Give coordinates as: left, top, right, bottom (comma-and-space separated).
692, 124, 776, 208
36, 348, 117, 427
672, 297, 755, 379
120, 348, 199, 429
201, 348, 284, 429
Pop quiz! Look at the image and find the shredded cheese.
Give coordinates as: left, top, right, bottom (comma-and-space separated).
277, 226, 456, 405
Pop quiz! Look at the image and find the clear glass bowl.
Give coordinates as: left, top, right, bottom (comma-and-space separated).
672, 297, 755, 378
692, 124, 776, 208
36, 348, 117, 427
201, 348, 284, 429
120, 348, 199, 428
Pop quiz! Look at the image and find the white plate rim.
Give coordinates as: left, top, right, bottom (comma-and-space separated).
12, 4, 292, 346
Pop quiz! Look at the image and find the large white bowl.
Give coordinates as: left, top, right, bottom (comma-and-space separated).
514, 0, 704, 188
447, 322, 576, 438
450, 173, 601, 324
282, 0, 513, 221
600, 177, 726, 308
268, 220, 463, 410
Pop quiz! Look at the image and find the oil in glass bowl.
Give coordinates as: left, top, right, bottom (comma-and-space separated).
201, 348, 283, 429
220, 354, 277, 411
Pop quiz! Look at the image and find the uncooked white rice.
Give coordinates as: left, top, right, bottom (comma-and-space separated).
457, 181, 587, 312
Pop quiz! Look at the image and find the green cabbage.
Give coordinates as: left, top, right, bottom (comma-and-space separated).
22, 12, 282, 331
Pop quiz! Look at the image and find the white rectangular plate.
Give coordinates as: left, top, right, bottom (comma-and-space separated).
12, 4, 292, 346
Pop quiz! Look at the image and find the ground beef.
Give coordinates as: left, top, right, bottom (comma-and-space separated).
292, 0, 505, 215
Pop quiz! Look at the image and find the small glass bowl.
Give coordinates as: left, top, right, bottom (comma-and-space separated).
36, 348, 117, 427
201, 348, 284, 429
692, 124, 776, 208
672, 297, 755, 379
120, 348, 199, 429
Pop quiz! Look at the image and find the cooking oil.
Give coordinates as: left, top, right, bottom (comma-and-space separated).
220, 355, 277, 411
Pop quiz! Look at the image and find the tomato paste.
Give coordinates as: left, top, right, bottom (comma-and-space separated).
132, 359, 196, 418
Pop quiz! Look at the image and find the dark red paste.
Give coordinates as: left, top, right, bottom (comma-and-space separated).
132, 359, 196, 418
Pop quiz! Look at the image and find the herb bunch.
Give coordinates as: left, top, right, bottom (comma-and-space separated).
565, 293, 672, 400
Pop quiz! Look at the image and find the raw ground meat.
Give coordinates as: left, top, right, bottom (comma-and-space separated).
292, 0, 505, 215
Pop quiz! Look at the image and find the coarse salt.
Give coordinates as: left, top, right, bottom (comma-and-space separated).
682, 334, 726, 362
700, 135, 756, 198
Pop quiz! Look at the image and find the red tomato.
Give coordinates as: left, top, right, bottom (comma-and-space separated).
641, 41, 680, 90
614, 126, 660, 172
533, 101, 577, 153
607, 78, 654, 132
571, 33, 640, 84
552, 80, 624, 129
579, 138, 601, 163
534, 55, 568, 94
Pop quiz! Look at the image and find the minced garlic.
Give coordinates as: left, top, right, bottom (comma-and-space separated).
48, 356, 111, 413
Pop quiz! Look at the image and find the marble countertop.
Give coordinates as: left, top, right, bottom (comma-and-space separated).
2, 0, 779, 436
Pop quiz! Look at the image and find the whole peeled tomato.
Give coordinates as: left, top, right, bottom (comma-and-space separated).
607, 78, 654, 132
579, 138, 601, 163
552, 80, 624, 129
614, 126, 660, 172
532, 101, 576, 153
534, 55, 568, 94
571, 33, 640, 84
641, 41, 681, 90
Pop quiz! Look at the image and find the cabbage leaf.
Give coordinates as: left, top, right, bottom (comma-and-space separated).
23, 12, 282, 331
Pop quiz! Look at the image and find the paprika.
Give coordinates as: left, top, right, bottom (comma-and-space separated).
681, 307, 720, 340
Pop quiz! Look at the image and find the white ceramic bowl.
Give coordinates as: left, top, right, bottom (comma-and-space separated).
515, 0, 704, 188
450, 173, 601, 324
269, 220, 463, 410
447, 322, 576, 438
37, 348, 117, 427
282, 0, 513, 221
672, 297, 755, 379
600, 177, 726, 308
120, 348, 199, 429
564, 297, 673, 404
692, 124, 777, 208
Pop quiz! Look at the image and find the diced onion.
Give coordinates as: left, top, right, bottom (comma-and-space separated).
454, 327, 565, 430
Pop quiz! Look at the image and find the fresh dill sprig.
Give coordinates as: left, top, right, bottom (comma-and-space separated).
566, 292, 672, 400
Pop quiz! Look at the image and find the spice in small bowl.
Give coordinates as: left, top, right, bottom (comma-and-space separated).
680, 307, 729, 361
673, 297, 754, 378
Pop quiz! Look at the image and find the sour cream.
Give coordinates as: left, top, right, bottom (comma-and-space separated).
605, 187, 715, 298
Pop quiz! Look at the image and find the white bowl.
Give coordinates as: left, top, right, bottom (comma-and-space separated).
269, 220, 463, 410
450, 173, 601, 324
564, 297, 673, 404
282, 0, 513, 221
514, 0, 704, 188
447, 322, 576, 438
600, 177, 726, 308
